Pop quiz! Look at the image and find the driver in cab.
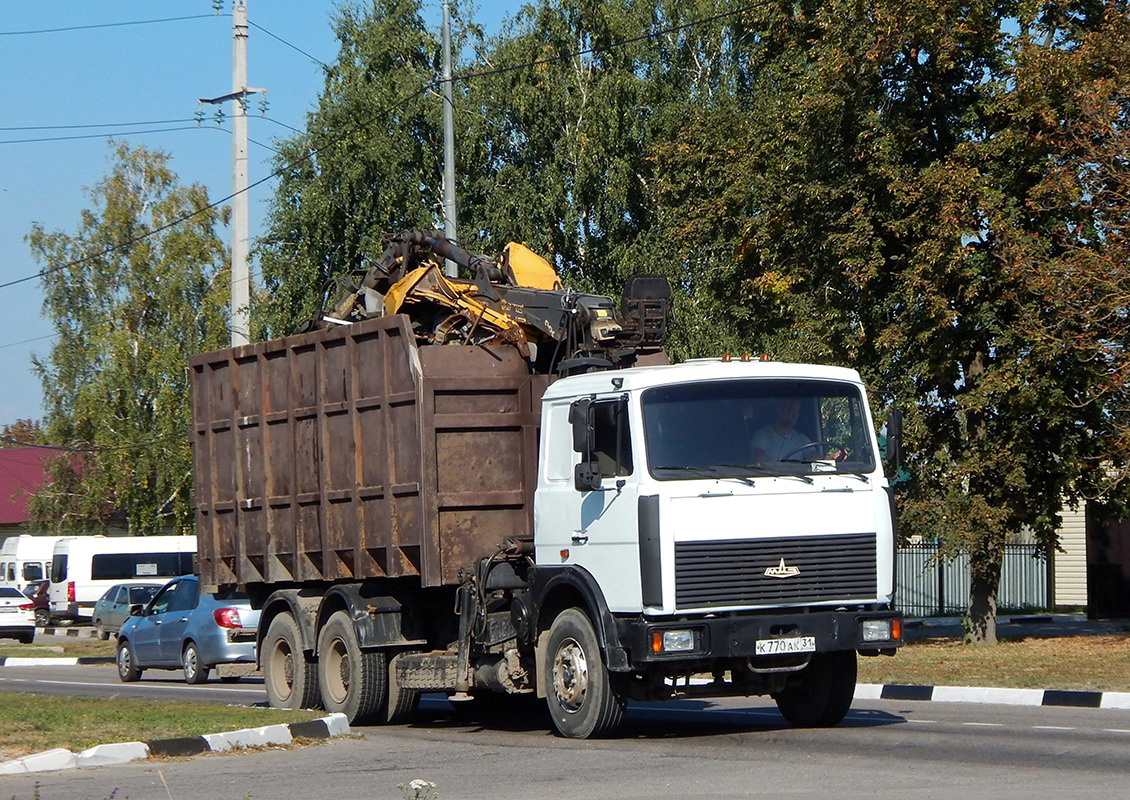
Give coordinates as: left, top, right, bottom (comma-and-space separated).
751, 397, 813, 462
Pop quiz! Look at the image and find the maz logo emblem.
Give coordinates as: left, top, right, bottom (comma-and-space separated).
764, 558, 801, 578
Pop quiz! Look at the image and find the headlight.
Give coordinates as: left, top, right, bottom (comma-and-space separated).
861, 619, 894, 642
651, 628, 695, 653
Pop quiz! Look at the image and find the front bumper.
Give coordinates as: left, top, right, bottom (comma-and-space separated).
615, 608, 902, 666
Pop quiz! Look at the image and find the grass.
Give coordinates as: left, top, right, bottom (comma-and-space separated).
0, 693, 324, 762
0, 638, 115, 659
857, 633, 1130, 692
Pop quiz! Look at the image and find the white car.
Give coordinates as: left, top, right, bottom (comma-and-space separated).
0, 587, 36, 643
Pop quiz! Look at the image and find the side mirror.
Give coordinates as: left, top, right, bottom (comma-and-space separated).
569, 398, 593, 454
885, 409, 903, 471
129, 604, 145, 617
574, 460, 603, 492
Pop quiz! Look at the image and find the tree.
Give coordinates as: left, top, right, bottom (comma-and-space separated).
26, 141, 231, 534
255, 0, 449, 337
0, 419, 43, 447
650, 0, 1130, 643
254, 0, 1130, 643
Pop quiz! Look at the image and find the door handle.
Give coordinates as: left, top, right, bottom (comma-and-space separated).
571, 533, 589, 545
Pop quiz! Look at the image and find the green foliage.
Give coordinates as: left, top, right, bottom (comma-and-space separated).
26, 141, 230, 534
255, 0, 447, 337
254, 0, 1130, 641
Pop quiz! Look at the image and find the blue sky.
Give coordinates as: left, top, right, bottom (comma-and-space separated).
0, 1, 522, 426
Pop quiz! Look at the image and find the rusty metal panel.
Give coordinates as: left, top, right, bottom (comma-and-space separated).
192, 315, 546, 591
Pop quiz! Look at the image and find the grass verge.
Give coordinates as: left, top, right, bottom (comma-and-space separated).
0, 638, 115, 660
0, 694, 324, 762
857, 633, 1130, 692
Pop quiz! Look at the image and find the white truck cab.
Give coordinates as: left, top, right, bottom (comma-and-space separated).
534, 357, 899, 677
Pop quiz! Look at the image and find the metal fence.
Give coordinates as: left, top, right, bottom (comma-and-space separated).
895, 543, 1048, 617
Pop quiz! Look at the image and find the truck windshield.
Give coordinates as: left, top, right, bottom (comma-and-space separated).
640, 379, 876, 481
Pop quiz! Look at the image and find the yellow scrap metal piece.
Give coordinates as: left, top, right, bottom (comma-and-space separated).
502, 242, 562, 290
384, 262, 525, 338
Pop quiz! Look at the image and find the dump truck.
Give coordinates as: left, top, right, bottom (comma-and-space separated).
189, 231, 902, 738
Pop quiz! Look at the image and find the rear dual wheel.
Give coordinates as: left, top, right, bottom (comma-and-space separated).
316, 611, 418, 725
263, 614, 320, 710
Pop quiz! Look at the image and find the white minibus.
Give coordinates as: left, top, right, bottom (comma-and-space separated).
0, 535, 62, 593
48, 535, 196, 623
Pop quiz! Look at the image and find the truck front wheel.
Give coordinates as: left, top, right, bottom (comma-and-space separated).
263, 613, 320, 710
544, 608, 625, 739
773, 649, 857, 727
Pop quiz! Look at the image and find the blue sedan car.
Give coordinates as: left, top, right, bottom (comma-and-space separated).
116, 575, 260, 684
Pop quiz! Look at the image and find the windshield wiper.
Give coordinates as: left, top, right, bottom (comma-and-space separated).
716, 463, 815, 485
731, 461, 815, 485
652, 465, 758, 486
780, 458, 871, 483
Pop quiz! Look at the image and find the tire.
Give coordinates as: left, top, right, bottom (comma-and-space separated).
95, 621, 110, 641
773, 649, 857, 727
544, 608, 625, 739
182, 641, 210, 684
263, 613, 321, 710
317, 611, 386, 725
18, 632, 34, 645
385, 652, 420, 724
34, 609, 50, 628
116, 639, 142, 682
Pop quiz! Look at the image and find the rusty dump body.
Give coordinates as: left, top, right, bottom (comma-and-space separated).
190, 314, 551, 594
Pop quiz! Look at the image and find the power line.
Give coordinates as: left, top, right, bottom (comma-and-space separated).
0, 87, 432, 291
0, 334, 56, 350
452, 1, 768, 86
0, 118, 198, 132
0, 126, 204, 146
0, 433, 183, 452
0, 15, 219, 36
248, 20, 329, 68
0, 3, 766, 292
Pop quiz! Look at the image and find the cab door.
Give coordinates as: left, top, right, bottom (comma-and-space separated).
535, 396, 643, 612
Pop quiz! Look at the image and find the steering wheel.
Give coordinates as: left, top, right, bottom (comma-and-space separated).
779, 441, 843, 461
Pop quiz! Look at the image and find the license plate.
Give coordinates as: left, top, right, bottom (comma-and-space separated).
755, 636, 816, 655
0, 607, 16, 613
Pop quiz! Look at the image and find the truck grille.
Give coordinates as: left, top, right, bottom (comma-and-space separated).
674, 532, 877, 609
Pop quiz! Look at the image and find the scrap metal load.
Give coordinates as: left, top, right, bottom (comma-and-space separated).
305, 229, 670, 375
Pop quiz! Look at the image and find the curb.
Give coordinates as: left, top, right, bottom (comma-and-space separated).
0, 713, 350, 775
38, 627, 100, 638
856, 683, 1130, 710
0, 656, 114, 666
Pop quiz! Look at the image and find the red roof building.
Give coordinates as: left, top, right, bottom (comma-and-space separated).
0, 448, 55, 527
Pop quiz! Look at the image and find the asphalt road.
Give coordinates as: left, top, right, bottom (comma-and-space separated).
2, 664, 1129, 799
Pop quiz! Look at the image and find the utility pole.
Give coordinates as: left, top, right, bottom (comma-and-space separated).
441, 0, 458, 277
201, 1, 264, 347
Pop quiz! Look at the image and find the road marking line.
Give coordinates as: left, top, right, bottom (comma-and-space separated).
961, 722, 1004, 727
1102, 729, 1130, 734
21, 679, 259, 694
906, 719, 939, 724
1033, 726, 1075, 731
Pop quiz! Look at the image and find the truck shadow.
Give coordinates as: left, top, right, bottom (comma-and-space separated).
407, 696, 903, 739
